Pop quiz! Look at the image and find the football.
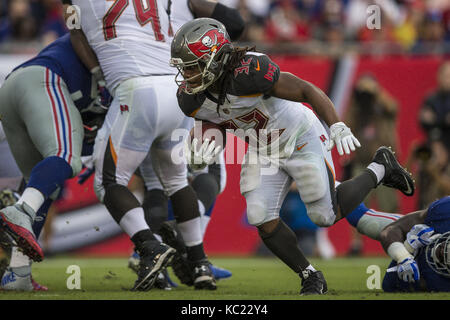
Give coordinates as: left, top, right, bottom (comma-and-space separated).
189, 121, 227, 149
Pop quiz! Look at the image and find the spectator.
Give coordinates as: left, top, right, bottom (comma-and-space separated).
407, 140, 450, 209
0, 0, 38, 43
344, 73, 399, 212
264, 0, 311, 43
39, 0, 67, 46
419, 60, 450, 151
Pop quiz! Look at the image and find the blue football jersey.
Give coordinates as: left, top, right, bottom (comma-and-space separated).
14, 33, 95, 111
382, 197, 450, 292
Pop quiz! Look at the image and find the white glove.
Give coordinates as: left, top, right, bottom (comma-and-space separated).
327, 122, 361, 156
397, 257, 419, 283
404, 224, 441, 254
186, 138, 222, 171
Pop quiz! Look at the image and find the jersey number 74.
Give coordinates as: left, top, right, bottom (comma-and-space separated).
103, 0, 165, 41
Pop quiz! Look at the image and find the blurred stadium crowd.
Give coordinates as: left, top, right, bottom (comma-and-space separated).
1, 0, 450, 54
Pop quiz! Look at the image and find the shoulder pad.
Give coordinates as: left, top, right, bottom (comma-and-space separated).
229, 53, 280, 96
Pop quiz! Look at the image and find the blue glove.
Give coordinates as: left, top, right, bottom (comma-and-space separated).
98, 83, 112, 108
78, 167, 95, 185
397, 257, 419, 283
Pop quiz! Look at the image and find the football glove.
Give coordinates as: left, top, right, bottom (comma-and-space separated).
397, 257, 419, 283
327, 122, 361, 156
404, 224, 441, 254
186, 138, 222, 171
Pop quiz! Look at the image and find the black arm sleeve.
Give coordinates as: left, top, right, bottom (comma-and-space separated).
211, 3, 245, 41
62, 0, 72, 4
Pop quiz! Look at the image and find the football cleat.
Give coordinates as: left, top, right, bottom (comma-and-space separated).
154, 269, 178, 290
159, 221, 195, 286
300, 270, 328, 295
372, 146, 415, 196
209, 264, 232, 280
1, 266, 33, 291
192, 259, 217, 290
128, 251, 140, 274
0, 204, 43, 262
131, 241, 175, 291
31, 277, 48, 291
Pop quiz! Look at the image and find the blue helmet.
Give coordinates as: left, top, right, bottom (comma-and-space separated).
425, 231, 450, 278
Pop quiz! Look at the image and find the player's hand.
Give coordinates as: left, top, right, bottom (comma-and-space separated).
404, 224, 441, 254
186, 138, 222, 171
78, 156, 95, 184
327, 122, 361, 156
397, 257, 419, 283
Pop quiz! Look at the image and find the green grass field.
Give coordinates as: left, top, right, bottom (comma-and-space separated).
0, 255, 449, 300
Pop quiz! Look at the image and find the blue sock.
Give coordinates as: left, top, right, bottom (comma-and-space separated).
205, 199, 216, 217
345, 203, 370, 228
27, 156, 73, 198
32, 198, 53, 238
167, 200, 174, 221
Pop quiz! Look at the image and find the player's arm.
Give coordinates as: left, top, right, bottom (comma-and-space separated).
189, 0, 245, 40
379, 210, 427, 253
61, 1, 105, 86
270, 73, 340, 128
268, 71, 361, 155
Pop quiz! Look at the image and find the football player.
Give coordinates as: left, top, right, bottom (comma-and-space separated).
64, 0, 243, 291
128, 151, 231, 288
170, 18, 415, 295
0, 122, 50, 291
0, 32, 110, 273
130, 0, 243, 286
378, 196, 450, 292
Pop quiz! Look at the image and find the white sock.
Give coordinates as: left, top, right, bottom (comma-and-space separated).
119, 207, 149, 238
17, 187, 44, 214
177, 217, 203, 247
10, 247, 30, 268
200, 215, 211, 238
306, 264, 316, 272
367, 162, 385, 184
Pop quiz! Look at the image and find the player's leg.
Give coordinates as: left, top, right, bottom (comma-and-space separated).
150, 140, 216, 290
287, 117, 412, 229
94, 78, 176, 291
241, 157, 326, 295
345, 200, 402, 240
0, 66, 83, 262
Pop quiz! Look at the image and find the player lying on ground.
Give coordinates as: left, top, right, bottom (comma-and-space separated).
170, 18, 415, 295
0, 33, 110, 289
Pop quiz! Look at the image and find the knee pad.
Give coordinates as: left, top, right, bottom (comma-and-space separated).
306, 202, 335, 227
94, 178, 105, 203
293, 162, 327, 204
246, 202, 268, 226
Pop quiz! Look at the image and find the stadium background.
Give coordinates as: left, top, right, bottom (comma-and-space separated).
0, 0, 449, 258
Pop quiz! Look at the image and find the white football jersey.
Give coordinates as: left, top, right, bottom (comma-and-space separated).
170, 0, 194, 33
73, 0, 174, 92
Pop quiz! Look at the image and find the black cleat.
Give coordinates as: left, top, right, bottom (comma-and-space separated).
192, 259, 217, 290
132, 241, 175, 291
372, 146, 415, 196
159, 221, 195, 286
300, 270, 327, 295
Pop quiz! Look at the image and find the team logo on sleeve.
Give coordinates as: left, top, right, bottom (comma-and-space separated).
187, 29, 230, 58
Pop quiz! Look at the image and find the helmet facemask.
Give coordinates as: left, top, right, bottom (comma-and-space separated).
426, 231, 450, 278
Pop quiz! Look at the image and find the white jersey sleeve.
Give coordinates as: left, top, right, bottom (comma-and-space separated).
73, 0, 174, 92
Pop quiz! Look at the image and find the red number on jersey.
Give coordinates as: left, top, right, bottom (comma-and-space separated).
103, 0, 165, 41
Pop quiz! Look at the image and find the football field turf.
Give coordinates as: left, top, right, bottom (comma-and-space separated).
0, 256, 449, 300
